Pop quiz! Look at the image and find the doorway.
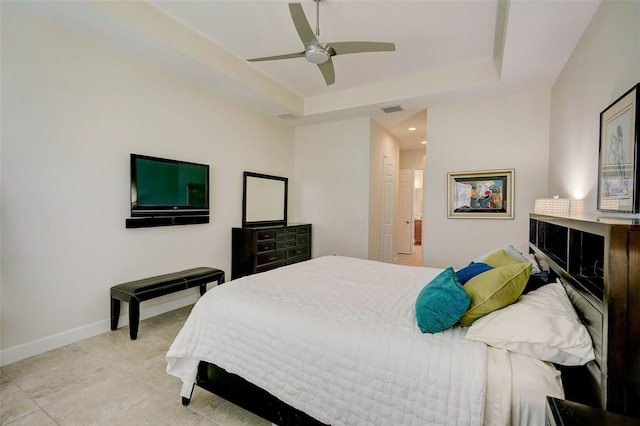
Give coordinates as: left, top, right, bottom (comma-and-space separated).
413, 168, 423, 247
394, 168, 423, 266
397, 169, 413, 255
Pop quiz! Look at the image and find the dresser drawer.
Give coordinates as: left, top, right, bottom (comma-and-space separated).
296, 226, 310, 235
256, 241, 276, 253
256, 230, 277, 241
288, 246, 310, 261
297, 235, 310, 246
276, 230, 296, 241
277, 239, 297, 250
257, 251, 286, 266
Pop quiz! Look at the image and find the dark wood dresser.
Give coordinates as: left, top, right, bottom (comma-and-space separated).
232, 224, 312, 279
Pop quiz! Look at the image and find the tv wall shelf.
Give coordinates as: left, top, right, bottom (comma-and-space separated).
126, 215, 209, 229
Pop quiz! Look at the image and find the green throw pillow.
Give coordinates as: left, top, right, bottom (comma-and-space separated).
415, 267, 471, 333
458, 262, 531, 326
482, 249, 525, 268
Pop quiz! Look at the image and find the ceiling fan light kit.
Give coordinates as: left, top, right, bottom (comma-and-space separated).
247, 2, 395, 86
304, 43, 331, 64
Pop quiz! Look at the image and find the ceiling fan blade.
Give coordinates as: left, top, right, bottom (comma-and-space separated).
328, 41, 396, 55
248, 51, 305, 62
317, 59, 335, 86
289, 3, 317, 45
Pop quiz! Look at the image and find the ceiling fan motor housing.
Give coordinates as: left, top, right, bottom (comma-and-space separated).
305, 43, 330, 64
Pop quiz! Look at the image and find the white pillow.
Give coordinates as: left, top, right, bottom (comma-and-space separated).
465, 281, 595, 366
523, 252, 542, 274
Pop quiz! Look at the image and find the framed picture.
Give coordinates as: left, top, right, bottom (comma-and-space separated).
448, 169, 514, 219
598, 83, 640, 213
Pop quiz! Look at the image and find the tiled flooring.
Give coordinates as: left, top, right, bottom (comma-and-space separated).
393, 245, 423, 267
0, 306, 270, 426
2, 252, 423, 426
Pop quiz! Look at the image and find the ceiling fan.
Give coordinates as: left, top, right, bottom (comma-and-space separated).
247, 1, 395, 86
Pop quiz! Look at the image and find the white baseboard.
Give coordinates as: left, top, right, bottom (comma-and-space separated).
0, 294, 198, 367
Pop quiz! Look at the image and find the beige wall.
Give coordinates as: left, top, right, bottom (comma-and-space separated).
423, 89, 551, 268
549, 0, 640, 215
1, 7, 295, 363
423, 1, 640, 269
5, 0, 637, 366
293, 119, 400, 263
294, 118, 371, 259
399, 149, 426, 171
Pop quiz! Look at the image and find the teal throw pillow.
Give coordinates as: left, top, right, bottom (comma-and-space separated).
415, 267, 471, 333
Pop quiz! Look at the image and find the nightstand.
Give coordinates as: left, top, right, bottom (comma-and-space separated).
546, 397, 640, 425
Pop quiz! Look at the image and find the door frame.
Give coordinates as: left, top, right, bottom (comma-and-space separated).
382, 155, 394, 263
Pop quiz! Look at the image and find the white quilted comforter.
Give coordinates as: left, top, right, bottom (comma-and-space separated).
167, 256, 490, 425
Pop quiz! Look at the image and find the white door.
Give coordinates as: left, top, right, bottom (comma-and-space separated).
382, 155, 394, 263
398, 169, 413, 254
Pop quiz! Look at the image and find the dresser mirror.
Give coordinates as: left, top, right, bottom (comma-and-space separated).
242, 171, 288, 227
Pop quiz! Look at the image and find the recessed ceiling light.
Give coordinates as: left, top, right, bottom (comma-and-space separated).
421, 140, 427, 144
408, 127, 417, 131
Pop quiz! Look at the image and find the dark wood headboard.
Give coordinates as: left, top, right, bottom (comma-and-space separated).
529, 213, 639, 418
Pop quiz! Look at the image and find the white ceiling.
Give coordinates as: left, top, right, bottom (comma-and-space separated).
8, 0, 601, 150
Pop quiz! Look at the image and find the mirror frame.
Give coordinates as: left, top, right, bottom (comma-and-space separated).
242, 171, 288, 227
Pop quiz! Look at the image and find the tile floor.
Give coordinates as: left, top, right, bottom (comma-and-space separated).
393, 245, 423, 267
1, 252, 425, 426
0, 306, 271, 426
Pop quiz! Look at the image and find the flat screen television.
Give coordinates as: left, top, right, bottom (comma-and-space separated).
130, 153, 209, 218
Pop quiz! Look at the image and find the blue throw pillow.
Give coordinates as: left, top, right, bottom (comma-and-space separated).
456, 262, 493, 284
415, 267, 471, 333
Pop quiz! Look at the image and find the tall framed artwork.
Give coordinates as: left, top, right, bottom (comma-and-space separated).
447, 169, 514, 219
598, 83, 640, 213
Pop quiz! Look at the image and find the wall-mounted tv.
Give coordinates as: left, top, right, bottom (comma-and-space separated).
127, 154, 209, 228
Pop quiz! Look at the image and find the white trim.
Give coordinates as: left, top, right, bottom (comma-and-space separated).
0, 294, 197, 366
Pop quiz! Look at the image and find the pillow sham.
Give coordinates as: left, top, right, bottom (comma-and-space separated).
474, 245, 541, 274
465, 281, 595, 366
455, 262, 493, 284
415, 267, 471, 333
523, 252, 541, 273
482, 249, 525, 267
458, 262, 531, 326
532, 252, 550, 273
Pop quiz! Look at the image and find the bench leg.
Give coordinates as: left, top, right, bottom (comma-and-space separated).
199, 284, 206, 296
110, 298, 121, 331
128, 299, 140, 340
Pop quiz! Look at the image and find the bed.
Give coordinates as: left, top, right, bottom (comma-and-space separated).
168, 214, 640, 424
167, 240, 594, 425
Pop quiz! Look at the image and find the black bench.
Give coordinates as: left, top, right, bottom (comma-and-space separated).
110, 267, 225, 340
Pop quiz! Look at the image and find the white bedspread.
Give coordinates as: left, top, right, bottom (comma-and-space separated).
167, 256, 491, 425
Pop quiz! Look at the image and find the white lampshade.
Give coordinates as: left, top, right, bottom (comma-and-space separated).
534, 197, 583, 216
